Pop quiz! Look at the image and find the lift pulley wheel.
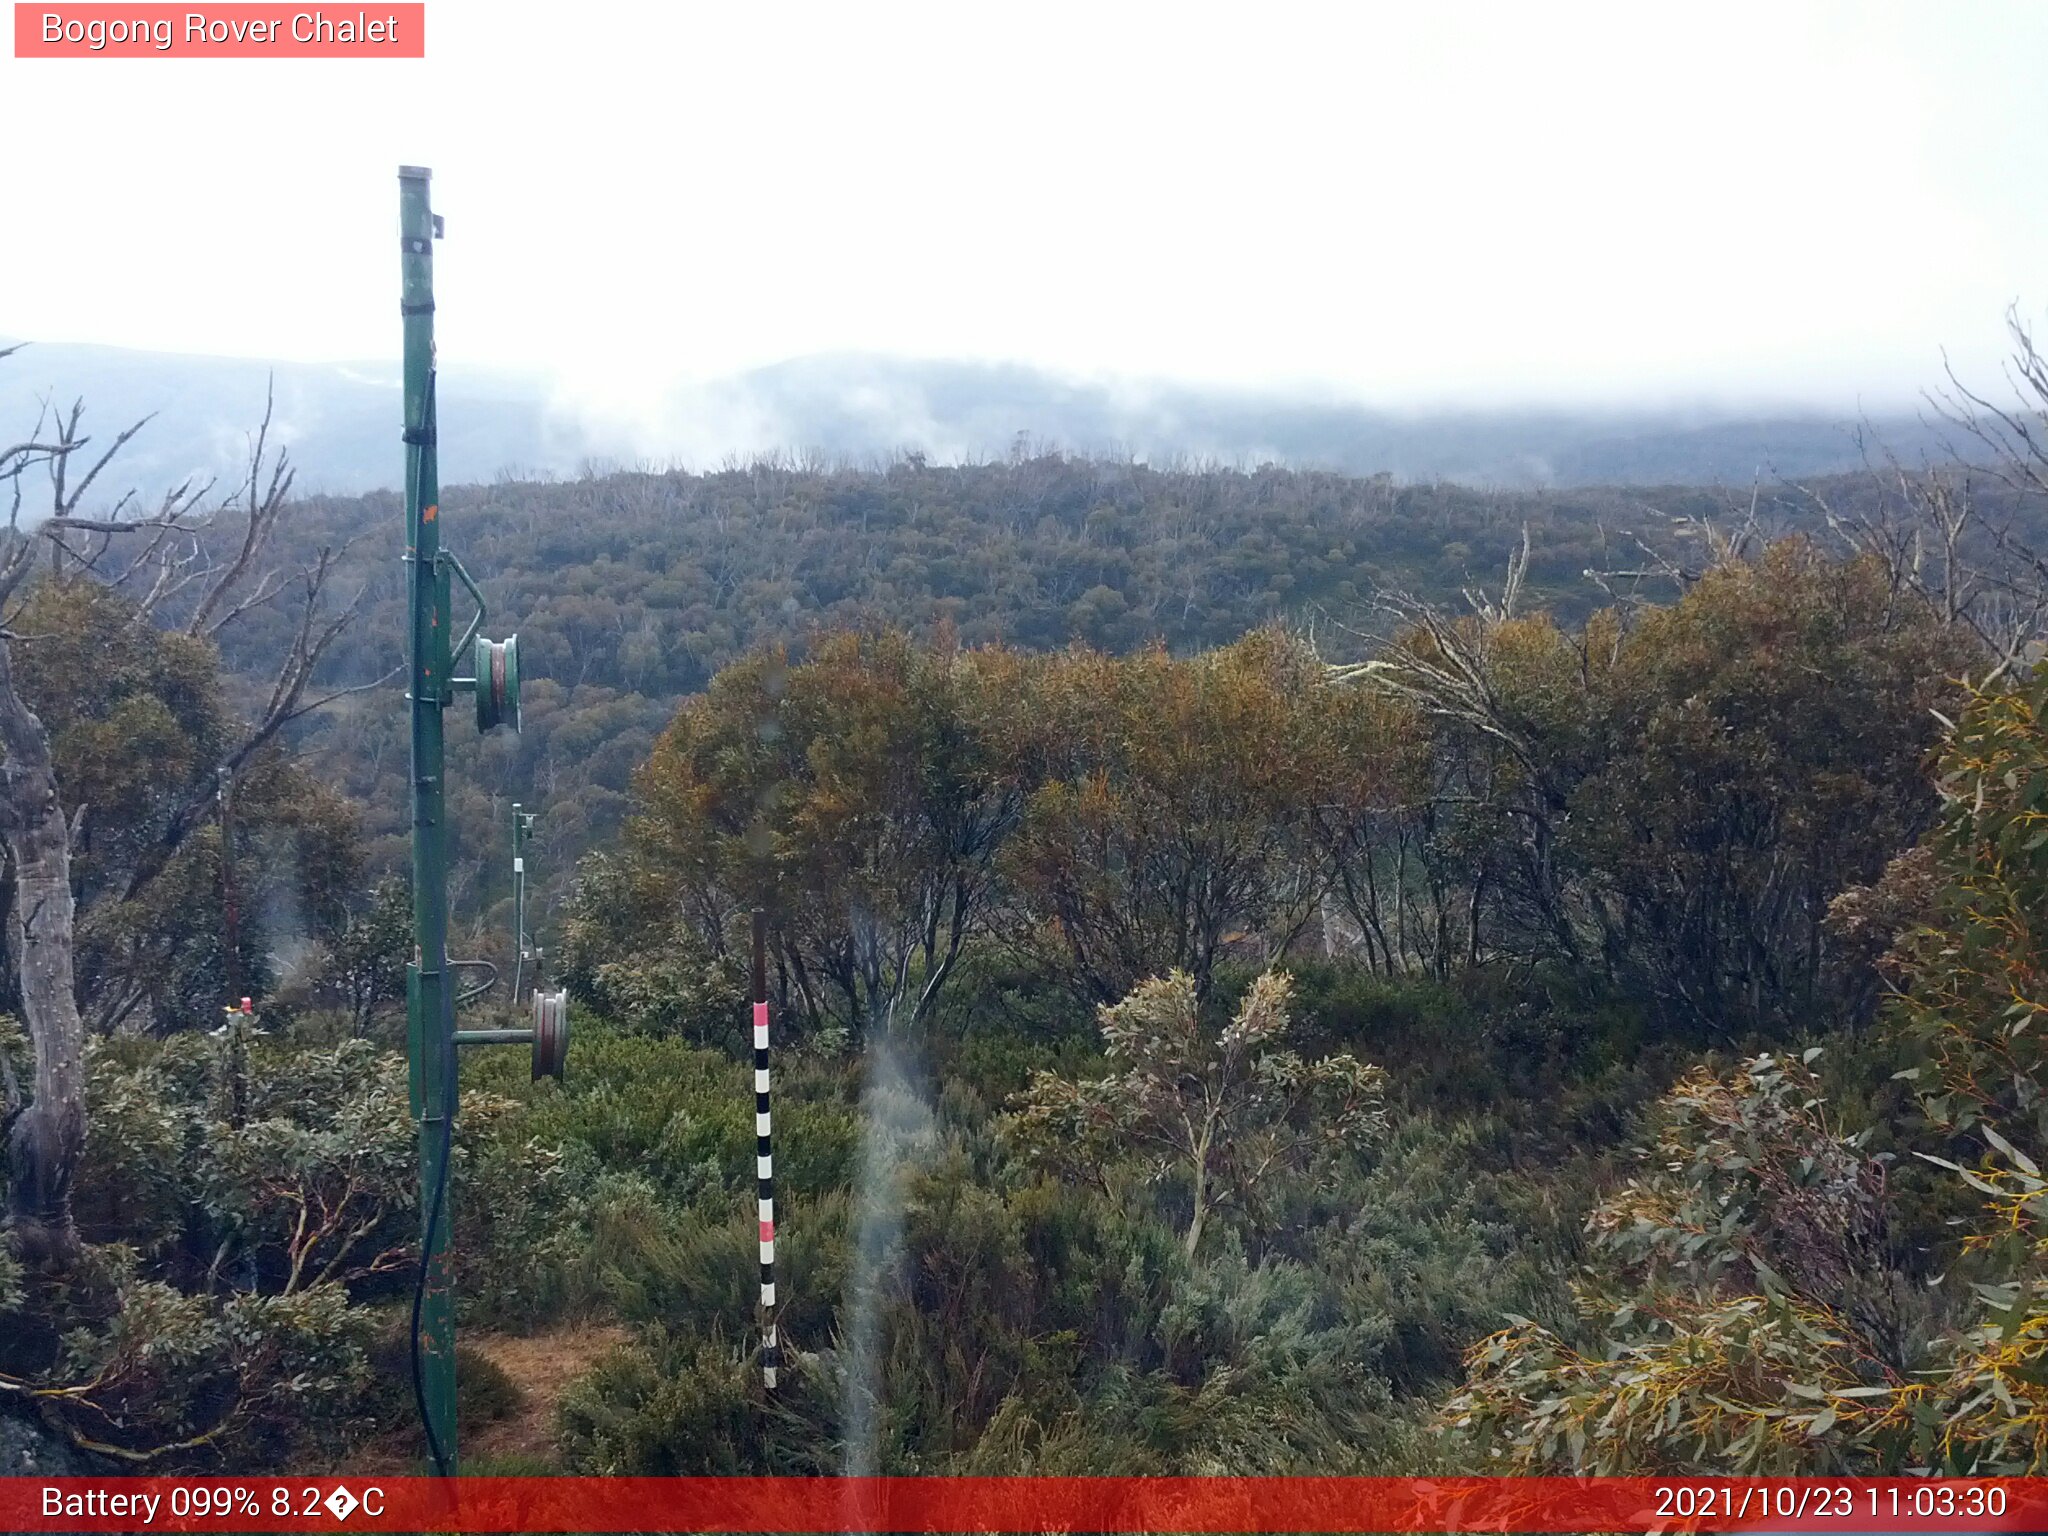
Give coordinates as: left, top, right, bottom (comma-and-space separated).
475, 634, 521, 734
532, 988, 569, 1081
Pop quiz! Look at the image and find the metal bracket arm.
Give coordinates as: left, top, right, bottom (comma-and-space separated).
438, 551, 489, 671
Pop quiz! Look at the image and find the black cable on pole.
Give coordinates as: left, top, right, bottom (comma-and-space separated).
409, 1021, 456, 1478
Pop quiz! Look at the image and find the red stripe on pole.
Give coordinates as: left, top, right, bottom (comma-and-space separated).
760, 1219, 775, 1240
3, 1478, 2040, 1533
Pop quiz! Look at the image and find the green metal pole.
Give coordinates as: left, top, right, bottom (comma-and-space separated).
400, 163, 457, 1475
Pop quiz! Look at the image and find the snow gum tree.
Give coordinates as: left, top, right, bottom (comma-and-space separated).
1008, 969, 1386, 1258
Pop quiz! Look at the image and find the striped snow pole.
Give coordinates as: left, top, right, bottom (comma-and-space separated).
752, 909, 780, 1390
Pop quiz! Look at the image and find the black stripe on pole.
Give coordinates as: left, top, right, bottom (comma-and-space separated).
752, 909, 768, 1005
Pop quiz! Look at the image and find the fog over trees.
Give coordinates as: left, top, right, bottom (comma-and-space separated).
0, 339, 1963, 495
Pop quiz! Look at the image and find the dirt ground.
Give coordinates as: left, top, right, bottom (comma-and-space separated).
348, 1320, 630, 1473
464, 1323, 630, 1465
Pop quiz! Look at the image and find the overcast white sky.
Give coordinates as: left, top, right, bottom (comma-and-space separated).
3, 0, 2044, 412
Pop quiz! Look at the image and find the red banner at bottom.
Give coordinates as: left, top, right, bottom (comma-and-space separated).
6, 1476, 2041, 1533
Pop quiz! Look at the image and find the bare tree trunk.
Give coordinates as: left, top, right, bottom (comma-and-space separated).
1184, 1156, 1209, 1261
1184, 1106, 1218, 1260
0, 640, 84, 1267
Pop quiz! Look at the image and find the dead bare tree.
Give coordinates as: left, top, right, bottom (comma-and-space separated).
1621, 309, 2048, 686
1579, 482, 1771, 623
1783, 441, 2048, 686
1933, 305, 2048, 502
0, 350, 101, 1264
0, 353, 391, 1265
1321, 528, 1601, 973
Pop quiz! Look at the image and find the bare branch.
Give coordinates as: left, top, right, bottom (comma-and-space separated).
187, 375, 293, 637
48, 403, 156, 525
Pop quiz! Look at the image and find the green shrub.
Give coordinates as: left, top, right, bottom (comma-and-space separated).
559, 1330, 803, 1474
454, 1343, 524, 1424
1309, 1114, 1578, 1394
464, 1020, 861, 1206
5, 1250, 377, 1465
553, 1137, 1417, 1476
558, 854, 749, 1049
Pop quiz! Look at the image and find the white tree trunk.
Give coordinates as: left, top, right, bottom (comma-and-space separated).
0, 640, 84, 1267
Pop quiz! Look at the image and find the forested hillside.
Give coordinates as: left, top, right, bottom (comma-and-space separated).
8, 368, 2048, 1478
203, 452, 2017, 960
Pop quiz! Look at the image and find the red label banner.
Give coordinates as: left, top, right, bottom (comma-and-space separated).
13, 4, 424, 57
1, 1476, 2042, 1533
